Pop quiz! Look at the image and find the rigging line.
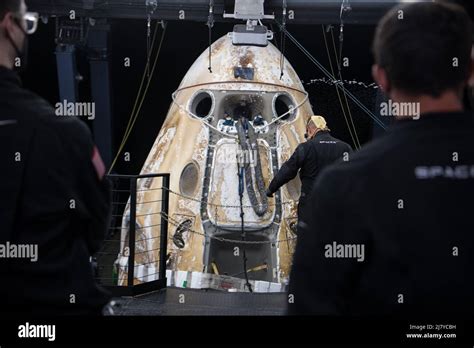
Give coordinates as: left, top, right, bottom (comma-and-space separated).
207, 0, 214, 73
108, 19, 160, 174
175, 80, 308, 95
305, 78, 378, 89
279, 28, 286, 79
322, 25, 358, 149
208, 25, 213, 73
285, 22, 383, 130
161, 212, 297, 245
108, 22, 168, 174
163, 186, 298, 208
279, 0, 287, 79
329, 25, 361, 149
338, 25, 344, 73
146, 14, 152, 79
171, 80, 309, 138
123, 21, 159, 143
275, 20, 387, 130
121, 24, 167, 148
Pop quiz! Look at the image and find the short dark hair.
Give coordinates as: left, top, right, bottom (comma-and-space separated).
0, 0, 21, 20
372, 2, 473, 97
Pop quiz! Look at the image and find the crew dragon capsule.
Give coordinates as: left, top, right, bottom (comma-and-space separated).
117, 32, 315, 291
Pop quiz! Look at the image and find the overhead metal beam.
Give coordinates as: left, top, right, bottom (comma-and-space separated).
28, 0, 430, 25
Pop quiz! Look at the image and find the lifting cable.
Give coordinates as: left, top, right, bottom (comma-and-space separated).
146, 14, 153, 79
329, 25, 361, 149
279, 0, 287, 79
207, 0, 214, 73
274, 19, 387, 131
333, 0, 362, 149
108, 20, 167, 174
322, 25, 361, 149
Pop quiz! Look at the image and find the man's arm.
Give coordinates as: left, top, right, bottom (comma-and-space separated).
268, 143, 306, 195
78, 146, 111, 254
62, 120, 112, 255
287, 167, 368, 315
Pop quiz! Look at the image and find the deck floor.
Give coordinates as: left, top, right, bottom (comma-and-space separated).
113, 287, 287, 316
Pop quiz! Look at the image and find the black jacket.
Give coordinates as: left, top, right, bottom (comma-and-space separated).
0, 67, 111, 316
288, 111, 474, 316
269, 131, 352, 199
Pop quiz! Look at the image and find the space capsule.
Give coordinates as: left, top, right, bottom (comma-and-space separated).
117, 31, 315, 292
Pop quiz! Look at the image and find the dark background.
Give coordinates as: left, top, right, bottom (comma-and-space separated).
16, 0, 474, 174
21, 19, 384, 174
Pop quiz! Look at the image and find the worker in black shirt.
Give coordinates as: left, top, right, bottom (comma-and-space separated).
288, 2, 474, 316
0, 0, 111, 316
266, 115, 352, 229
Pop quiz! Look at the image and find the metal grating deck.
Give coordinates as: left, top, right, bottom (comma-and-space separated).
113, 287, 287, 316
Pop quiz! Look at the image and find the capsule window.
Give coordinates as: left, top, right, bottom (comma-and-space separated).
273, 93, 296, 121
189, 91, 214, 118
179, 162, 200, 197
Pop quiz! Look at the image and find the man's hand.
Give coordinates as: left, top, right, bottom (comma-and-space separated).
265, 189, 274, 198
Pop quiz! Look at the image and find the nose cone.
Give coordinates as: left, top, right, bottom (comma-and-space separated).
179, 34, 306, 91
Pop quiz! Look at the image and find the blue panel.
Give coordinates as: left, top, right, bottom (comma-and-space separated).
55, 44, 78, 103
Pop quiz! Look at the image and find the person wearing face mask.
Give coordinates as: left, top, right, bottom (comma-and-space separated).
0, 0, 112, 316
265, 115, 352, 231
0, 0, 30, 71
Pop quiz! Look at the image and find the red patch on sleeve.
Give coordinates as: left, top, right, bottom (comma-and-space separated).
91, 146, 106, 180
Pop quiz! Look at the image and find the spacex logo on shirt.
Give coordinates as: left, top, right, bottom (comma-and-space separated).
415, 165, 474, 180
